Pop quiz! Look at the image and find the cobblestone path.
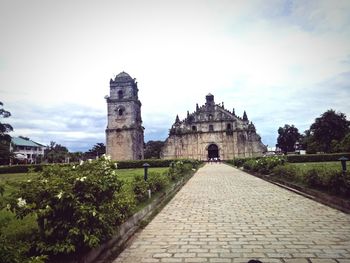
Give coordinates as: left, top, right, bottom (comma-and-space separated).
113, 164, 350, 263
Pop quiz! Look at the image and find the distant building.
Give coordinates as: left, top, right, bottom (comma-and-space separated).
105, 72, 144, 161
10, 137, 46, 163
161, 94, 267, 160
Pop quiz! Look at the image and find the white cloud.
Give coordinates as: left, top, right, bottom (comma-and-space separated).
1, 0, 350, 151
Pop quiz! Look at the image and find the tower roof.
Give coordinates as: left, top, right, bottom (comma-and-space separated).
115, 71, 133, 81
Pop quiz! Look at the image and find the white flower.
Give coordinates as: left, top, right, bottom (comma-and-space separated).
80, 160, 84, 165
27, 179, 31, 183
92, 211, 96, 217
114, 163, 118, 169
88, 159, 92, 163
75, 176, 87, 182
45, 205, 50, 209
41, 179, 48, 183
17, 197, 27, 208
72, 165, 76, 169
6, 204, 11, 210
56, 191, 63, 199
102, 154, 111, 161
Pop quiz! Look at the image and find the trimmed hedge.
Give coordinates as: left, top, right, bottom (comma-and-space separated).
272, 164, 350, 197
116, 159, 173, 169
117, 159, 202, 169
0, 163, 70, 174
285, 153, 350, 163
0, 159, 202, 174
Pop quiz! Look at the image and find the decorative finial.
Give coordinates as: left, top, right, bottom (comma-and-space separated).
196, 103, 199, 111
175, 115, 180, 123
243, 111, 248, 121
232, 108, 235, 115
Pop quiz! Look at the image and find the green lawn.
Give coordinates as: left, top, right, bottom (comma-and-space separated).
117, 167, 169, 183
289, 161, 349, 171
0, 172, 39, 198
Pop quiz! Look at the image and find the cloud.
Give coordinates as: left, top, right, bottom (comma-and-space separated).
1, 0, 350, 152
7, 102, 106, 152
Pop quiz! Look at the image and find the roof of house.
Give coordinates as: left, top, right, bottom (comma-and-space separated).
11, 137, 45, 147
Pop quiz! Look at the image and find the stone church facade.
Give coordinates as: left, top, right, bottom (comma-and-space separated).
105, 72, 144, 161
161, 94, 266, 160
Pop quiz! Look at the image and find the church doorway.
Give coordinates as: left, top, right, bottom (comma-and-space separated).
208, 144, 219, 159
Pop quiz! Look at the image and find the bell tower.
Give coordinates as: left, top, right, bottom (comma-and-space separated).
105, 72, 144, 160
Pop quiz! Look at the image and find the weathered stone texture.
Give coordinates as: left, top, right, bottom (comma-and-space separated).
161, 94, 266, 160
105, 72, 144, 160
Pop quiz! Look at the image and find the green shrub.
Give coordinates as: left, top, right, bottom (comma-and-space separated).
131, 175, 149, 203
117, 158, 203, 169
116, 159, 173, 169
233, 158, 249, 167
286, 153, 350, 163
0, 216, 46, 263
167, 160, 199, 181
304, 169, 321, 187
147, 172, 170, 192
0, 164, 72, 174
240, 156, 285, 174
272, 164, 350, 197
7, 155, 135, 258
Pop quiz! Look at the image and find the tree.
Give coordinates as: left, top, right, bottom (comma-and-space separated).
144, 140, 165, 159
0, 102, 13, 165
309, 109, 350, 152
276, 124, 301, 153
332, 132, 350, 153
85, 143, 106, 159
44, 141, 69, 163
69, 151, 84, 162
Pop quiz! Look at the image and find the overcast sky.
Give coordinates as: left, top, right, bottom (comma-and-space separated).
1, 0, 350, 152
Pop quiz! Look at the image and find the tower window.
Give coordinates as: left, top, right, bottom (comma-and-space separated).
227, 123, 232, 130
118, 108, 124, 116
209, 125, 214, 132
208, 114, 213, 120
118, 90, 123, 99
192, 125, 197, 131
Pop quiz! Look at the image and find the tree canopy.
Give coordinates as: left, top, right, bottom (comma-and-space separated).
0, 102, 13, 164
144, 140, 165, 159
84, 143, 106, 159
301, 109, 350, 153
276, 124, 301, 153
44, 141, 69, 163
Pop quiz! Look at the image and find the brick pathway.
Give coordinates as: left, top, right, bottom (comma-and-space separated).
112, 164, 350, 263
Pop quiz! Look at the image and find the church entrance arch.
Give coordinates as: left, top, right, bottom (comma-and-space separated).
207, 144, 219, 159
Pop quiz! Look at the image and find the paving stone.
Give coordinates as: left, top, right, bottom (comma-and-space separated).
284, 259, 309, 263
153, 253, 172, 258
160, 259, 182, 263
310, 259, 338, 263
111, 164, 350, 263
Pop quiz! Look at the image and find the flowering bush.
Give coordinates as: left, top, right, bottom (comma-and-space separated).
132, 175, 149, 202
8, 155, 135, 258
242, 156, 285, 174
148, 171, 170, 192
168, 161, 195, 181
